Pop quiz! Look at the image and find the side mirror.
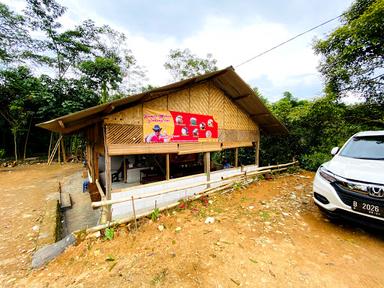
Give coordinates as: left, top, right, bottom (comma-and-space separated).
331, 147, 339, 156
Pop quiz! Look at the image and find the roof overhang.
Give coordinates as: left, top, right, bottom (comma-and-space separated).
37, 67, 288, 136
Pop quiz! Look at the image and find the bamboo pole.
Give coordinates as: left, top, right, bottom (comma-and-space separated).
48, 132, 53, 161
92, 166, 281, 209
47, 136, 62, 165
77, 180, 238, 236
58, 136, 61, 164
95, 179, 106, 199
204, 152, 211, 189
77, 161, 299, 237
131, 196, 138, 230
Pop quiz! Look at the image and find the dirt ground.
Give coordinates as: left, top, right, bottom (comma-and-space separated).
1, 164, 384, 287
0, 163, 82, 286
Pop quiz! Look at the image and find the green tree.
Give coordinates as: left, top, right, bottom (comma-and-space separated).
25, 0, 97, 79
79, 57, 123, 103
0, 67, 44, 160
314, 0, 384, 105
0, 3, 32, 64
164, 48, 218, 81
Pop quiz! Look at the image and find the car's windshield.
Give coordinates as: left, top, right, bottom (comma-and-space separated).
340, 135, 384, 160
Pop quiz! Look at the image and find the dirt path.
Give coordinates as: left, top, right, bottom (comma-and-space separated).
0, 163, 82, 285
2, 167, 384, 287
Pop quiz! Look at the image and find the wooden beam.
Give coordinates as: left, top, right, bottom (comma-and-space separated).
235, 147, 239, 167
221, 142, 253, 149
250, 113, 270, 118
166, 153, 170, 180
233, 94, 250, 101
109, 143, 178, 155
61, 117, 102, 134
58, 120, 65, 128
260, 123, 280, 127
104, 104, 115, 114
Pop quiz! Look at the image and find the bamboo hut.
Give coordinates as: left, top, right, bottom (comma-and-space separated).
37, 67, 287, 221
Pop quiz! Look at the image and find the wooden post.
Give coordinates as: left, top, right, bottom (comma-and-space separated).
61, 134, 66, 163
204, 152, 211, 188
166, 153, 170, 180
235, 148, 239, 167
102, 124, 112, 221
123, 156, 127, 183
58, 136, 61, 164
255, 141, 260, 167
105, 154, 112, 222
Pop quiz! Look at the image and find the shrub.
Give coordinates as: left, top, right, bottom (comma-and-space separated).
300, 152, 332, 171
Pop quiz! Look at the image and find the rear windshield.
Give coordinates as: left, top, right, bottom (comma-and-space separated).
340, 135, 384, 160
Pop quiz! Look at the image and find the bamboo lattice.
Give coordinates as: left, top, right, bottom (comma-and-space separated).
106, 124, 142, 145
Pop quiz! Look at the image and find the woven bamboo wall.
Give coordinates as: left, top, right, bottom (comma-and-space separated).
104, 106, 142, 125
106, 124, 142, 145
104, 81, 259, 144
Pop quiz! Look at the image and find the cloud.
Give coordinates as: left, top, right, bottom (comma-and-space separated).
4, 0, 352, 101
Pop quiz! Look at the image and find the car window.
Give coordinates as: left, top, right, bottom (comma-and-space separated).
339, 136, 384, 160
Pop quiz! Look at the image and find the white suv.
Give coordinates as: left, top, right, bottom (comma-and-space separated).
313, 131, 384, 228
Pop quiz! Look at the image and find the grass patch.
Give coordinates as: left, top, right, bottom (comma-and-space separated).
259, 210, 271, 221
151, 268, 168, 286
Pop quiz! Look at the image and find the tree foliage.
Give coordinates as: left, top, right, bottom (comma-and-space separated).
164, 48, 218, 81
79, 57, 122, 103
0, 3, 32, 64
260, 92, 384, 170
314, 0, 384, 105
0, 1, 144, 159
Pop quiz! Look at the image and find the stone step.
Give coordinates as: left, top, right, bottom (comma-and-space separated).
60, 192, 72, 209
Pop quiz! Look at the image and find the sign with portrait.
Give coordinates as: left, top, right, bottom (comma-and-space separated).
143, 108, 218, 143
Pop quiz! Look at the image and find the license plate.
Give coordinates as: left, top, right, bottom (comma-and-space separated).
352, 200, 384, 218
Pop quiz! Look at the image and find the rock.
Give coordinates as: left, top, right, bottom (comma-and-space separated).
158, 224, 165, 232
175, 227, 182, 232
282, 212, 290, 217
290, 193, 297, 200
32, 225, 39, 232
205, 217, 215, 224
208, 200, 213, 205
248, 206, 255, 210
32, 234, 76, 269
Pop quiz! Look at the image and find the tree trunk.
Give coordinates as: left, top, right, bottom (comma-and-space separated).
23, 117, 33, 160
101, 82, 107, 104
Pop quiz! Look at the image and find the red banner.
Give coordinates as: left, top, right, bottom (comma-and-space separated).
143, 108, 218, 143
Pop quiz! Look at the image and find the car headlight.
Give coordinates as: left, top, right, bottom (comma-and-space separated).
318, 166, 337, 183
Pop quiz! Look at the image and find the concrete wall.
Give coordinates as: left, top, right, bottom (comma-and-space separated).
111, 164, 258, 220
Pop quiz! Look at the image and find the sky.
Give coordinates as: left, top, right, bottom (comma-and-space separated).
4, 0, 354, 102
